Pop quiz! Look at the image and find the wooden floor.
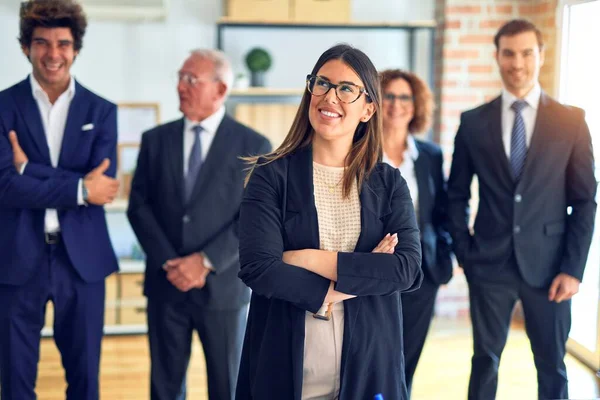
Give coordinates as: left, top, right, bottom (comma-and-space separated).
36, 317, 599, 400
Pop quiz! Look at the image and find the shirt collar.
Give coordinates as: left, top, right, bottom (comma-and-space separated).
184, 106, 226, 136
502, 82, 541, 112
382, 134, 420, 166
405, 134, 419, 161
29, 73, 76, 103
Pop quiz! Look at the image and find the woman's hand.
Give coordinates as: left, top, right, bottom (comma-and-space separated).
372, 233, 398, 254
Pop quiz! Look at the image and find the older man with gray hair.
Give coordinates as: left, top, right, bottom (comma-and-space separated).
127, 49, 271, 400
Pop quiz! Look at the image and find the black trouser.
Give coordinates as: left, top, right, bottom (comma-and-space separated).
465, 257, 571, 400
147, 297, 247, 400
401, 275, 439, 397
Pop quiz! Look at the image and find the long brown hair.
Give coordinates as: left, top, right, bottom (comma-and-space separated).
245, 44, 382, 198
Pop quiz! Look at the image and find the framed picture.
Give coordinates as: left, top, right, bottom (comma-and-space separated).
117, 103, 160, 144
117, 143, 140, 199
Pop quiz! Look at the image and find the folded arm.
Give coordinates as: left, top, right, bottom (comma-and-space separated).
0, 127, 79, 209
238, 163, 330, 314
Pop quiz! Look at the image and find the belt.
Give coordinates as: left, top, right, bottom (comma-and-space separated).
45, 232, 61, 245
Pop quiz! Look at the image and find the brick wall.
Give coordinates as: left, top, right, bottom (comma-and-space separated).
433, 0, 559, 317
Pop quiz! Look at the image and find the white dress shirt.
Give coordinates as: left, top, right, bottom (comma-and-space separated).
501, 83, 541, 158
182, 106, 226, 268
183, 106, 225, 176
28, 74, 84, 233
382, 134, 420, 219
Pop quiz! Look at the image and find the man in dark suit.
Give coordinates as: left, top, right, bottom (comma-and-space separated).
448, 19, 596, 400
0, 1, 120, 399
127, 49, 271, 400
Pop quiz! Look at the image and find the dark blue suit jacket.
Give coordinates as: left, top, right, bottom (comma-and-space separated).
448, 93, 596, 287
0, 77, 119, 285
413, 139, 453, 285
236, 146, 423, 400
127, 116, 271, 309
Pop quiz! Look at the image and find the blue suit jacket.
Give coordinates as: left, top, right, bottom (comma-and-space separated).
236, 146, 423, 400
448, 93, 596, 286
0, 77, 119, 285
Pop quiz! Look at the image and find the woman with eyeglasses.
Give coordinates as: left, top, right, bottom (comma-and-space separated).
236, 46, 423, 400
379, 69, 453, 397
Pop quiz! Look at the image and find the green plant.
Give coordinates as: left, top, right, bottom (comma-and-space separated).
245, 48, 272, 73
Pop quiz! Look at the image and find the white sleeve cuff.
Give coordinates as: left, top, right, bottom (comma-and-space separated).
19, 161, 28, 175
202, 253, 215, 271
77, 179, 85, 205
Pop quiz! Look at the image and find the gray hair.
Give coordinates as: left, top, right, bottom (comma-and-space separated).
189, 49, 234, 96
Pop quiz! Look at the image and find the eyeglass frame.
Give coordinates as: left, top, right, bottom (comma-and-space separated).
382, 93, 414, 104
306, 74, 371, 104
178, 72, 219, 87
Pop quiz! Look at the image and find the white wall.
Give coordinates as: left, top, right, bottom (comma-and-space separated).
0, 0, 434, 123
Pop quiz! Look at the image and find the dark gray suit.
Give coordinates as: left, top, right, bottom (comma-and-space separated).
127, 115, 271, 400
447, 92, 596, 399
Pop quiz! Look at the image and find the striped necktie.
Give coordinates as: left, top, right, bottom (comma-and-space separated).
185, 125, 203, 202
510, 100, 528, 180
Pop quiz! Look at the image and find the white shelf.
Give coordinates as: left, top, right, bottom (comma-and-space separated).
119, 259, 145, 273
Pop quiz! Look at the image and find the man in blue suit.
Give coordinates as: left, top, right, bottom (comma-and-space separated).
0, 1, 120, 399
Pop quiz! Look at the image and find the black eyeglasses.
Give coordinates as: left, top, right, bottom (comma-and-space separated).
383, 93, 414, 104
306, 74, 370, 104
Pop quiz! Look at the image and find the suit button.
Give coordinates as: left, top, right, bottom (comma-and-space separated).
515, 194, 522, 203
182, 215, 191, 224
514, 226, 521, 234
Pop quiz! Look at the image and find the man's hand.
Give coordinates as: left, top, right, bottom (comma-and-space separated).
8, 130, 28, 171
83, 159, 119, 205
163, 253, 211, 292
548, 273, 580, 303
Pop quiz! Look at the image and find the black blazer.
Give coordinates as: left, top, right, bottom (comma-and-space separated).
236, 146, 423, 400
447, 93, 596, 287
414, 139, 453, 285
127, 115, 271, 309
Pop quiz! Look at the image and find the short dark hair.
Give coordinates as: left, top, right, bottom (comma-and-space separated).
19, 0, 87, 52
494, 19, 544, 51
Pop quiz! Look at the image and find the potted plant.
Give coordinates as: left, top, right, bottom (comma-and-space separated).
245, 47, 272, 87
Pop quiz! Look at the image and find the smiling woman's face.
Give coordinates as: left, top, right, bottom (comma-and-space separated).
308, 59, 374, 144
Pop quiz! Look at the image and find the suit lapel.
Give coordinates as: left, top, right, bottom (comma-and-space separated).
58, 81, 89, 166
285, 145, 320, 250
486, 96, 515, 187
413, 142, 430, 229
342, 169, 391, 367
167, 119, 185, 201
13, 79, 51, 164
188, 116, 235, 203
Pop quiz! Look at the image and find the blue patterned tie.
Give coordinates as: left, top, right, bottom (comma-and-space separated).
510, 100, 528, 180
185, 125, 203, 202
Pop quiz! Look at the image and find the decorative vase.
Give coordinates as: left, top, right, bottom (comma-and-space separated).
251, 71, 265, 87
